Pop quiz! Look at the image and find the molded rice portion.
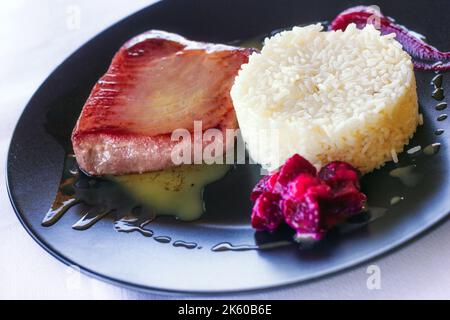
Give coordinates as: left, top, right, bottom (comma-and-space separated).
231, 24, 419, 173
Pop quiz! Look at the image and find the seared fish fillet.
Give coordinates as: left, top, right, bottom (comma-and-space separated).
72, 30, 252, 175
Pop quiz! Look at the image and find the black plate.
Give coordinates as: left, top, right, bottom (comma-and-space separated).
7, 0, 450, 293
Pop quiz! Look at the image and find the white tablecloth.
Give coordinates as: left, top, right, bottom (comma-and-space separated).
1, 0, 449, 300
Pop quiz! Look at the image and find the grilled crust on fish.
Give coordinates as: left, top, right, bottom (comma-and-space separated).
72, 30, 253, 175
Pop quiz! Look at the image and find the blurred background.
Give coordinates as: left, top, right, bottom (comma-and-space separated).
0, 1, 152, 157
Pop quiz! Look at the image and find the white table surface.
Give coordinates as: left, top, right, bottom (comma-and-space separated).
0, 0, 449, 300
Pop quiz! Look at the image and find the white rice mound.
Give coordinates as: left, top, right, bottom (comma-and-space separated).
230, 24, 419, 174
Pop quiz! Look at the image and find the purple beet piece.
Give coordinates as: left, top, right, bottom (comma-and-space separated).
282, 184, 331, 240
250, 172, 279, 201
251, 192, 283, 231
277, 154, 317, 187
319, 161, 361, 190
330, 6, 450, 71
250, 154, 367, 240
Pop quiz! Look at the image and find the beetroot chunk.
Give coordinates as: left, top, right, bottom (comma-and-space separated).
250, 172, 279, 201
319, 161, 367, 222
251, 192, 283, 231
282, 184, 332, 240
277, 154, 317, 187
250, 154, 367, 240
319, 161, 361, 190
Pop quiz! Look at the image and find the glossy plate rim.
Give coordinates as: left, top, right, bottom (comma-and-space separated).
7, 174, 449, 295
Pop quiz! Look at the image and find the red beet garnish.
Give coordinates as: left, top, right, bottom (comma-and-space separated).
251, 192, 283, 231
282, 183, 332, 240
250, 172, 279, 201
277, 154, 317, 187
330, 6, 450, 71
250, 154, 367, 240
319, 161, 361, 191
